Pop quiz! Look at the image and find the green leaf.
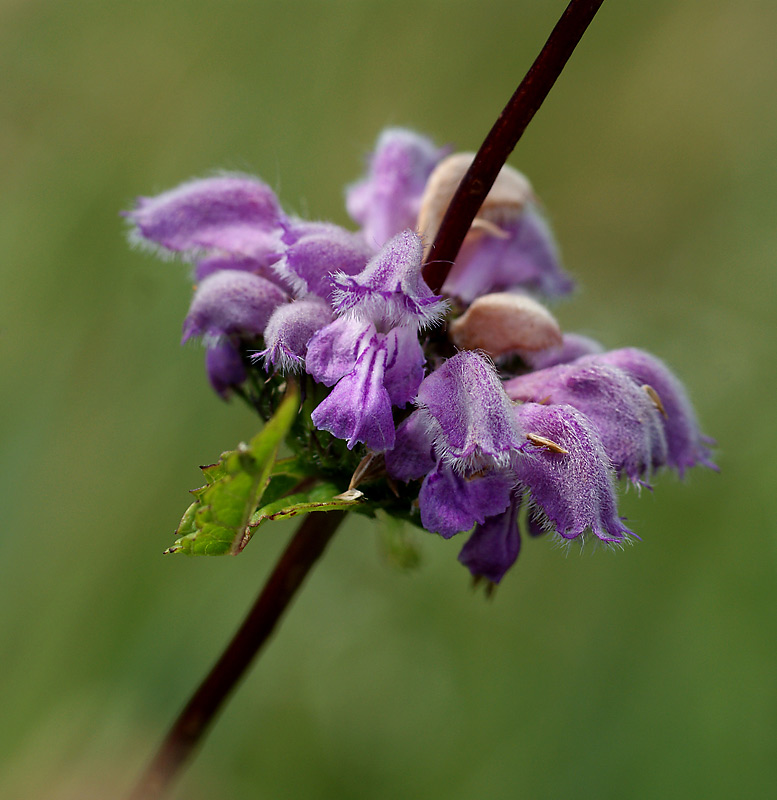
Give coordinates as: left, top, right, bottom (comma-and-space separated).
165, 384, 301, 555
234, 482, 364, 553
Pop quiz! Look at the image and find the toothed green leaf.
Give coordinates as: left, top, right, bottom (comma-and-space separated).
234, 482, 364, 553
166, 385, 300, 555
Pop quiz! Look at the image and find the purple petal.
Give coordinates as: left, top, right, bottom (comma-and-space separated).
272, 223, 372, 301
383, 326, 425, 407
419, 463, 514, 539
416, 351, 525, 471
384, 410, 437, 482
206, 340, 246, 398
442, 206, 574, 304
346, 128, 448, 249
182, 270, 288, 343
258, 298, 334, 372
331, 230, 447, 329
523, 332, 604, 371
127, 175, 284, 260
458, 499, 521, 583
514, 402, 633, 543
305, 316, 374, 386
505, 361, 668, 484
310, 336, 395, 451
585, 348, 716, 476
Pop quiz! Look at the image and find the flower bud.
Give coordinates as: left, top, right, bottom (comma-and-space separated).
448, 292, 562, 357
417, 153, 533, 248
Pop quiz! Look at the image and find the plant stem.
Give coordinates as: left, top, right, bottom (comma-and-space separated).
422, 0, 606, 294
127, 510, 347, 800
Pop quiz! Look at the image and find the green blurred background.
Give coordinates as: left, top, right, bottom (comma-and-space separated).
2, 1, 775, 797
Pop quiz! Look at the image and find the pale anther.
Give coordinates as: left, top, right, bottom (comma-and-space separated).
526, 432, 569, 454
642, 384, 668, 418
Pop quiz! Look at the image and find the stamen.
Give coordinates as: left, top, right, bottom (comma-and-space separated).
642, 384, 668, 418
526, 432, 568, 454
348, 452, 385, 490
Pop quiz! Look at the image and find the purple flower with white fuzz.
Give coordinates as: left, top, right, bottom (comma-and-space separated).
258, 298, 334, 373
271, 221, 373, 302
307, 323, 427, 451
583, 348, 717, 476
413, 350, 525, 471
127, 175, 285, 266
182, 270, 288, 344
331, 229, 448, 329
311, 332, 395, 450
127, 126, 714, 585
346, 128, 448, 249
387, 351, 525, 537
455, 401, 634, 584
388, 352, 634, 580
504, 361, 668, 485
514, 402, 633, 543
306, 231, 443, 451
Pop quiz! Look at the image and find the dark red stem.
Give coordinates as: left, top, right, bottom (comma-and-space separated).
127, 511, 347, 800
422, 0, 605, 293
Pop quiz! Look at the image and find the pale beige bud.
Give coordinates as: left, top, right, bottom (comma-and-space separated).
449, 292, 563, 358
417, 153, 534, 254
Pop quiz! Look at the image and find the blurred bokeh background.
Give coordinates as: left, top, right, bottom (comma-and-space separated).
2, 1, 775, 797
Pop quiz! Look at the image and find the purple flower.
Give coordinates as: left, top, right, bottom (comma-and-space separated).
311, 332, 396, 451
418, 464, 516, 540
182, 270, 288, 344
346, 128, 448, 249
583, 349, 716, 476
271, 221, 373, 302
387, 352, 525, 537
456, 401, 634, 584
306, 231, 444, 451
126, 175, 285, 267
414, 350, 525, 471
258, 298, 334, 373
126, 127, 715, 583
442, 206, 574, 304
330, 229, 448, 329
514, 402, 633, 543
504, 361, 668, 485
457, 497, 522, 584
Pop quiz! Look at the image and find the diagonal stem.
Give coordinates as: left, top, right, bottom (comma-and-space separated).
127, 510, 347, 800
422, 0, 606, 293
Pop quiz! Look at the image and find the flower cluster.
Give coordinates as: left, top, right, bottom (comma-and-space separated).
126, 128, 714, 584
